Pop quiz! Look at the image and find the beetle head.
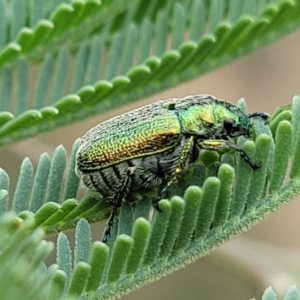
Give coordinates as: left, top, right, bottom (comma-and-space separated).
212, 117, 250, 140
216, 111, 269, 140
223, 118, 250, 137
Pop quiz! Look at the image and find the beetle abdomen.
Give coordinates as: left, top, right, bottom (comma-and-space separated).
78, 135, 190, 198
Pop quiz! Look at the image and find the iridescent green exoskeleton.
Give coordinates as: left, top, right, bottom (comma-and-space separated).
76, 94, 268, 242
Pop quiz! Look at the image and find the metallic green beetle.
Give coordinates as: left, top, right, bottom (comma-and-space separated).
76, 94, 267, 242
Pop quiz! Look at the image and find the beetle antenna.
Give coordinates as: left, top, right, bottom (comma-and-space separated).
248, 112, 269, 120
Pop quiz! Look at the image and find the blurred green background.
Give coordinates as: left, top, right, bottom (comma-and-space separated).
1, 27, 300, 300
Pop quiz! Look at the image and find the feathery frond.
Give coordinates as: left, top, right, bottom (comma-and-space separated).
1, 0, 300, 146
1, 1, 300, 298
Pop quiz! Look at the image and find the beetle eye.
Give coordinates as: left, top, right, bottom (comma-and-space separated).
223, 118, 236, 133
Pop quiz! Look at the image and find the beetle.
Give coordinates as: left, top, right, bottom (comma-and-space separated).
76, 94, 268, 242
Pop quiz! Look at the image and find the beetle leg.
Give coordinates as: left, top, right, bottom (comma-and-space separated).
102, 172, 132, 243
153, 136, 195, 210
102, 207, 118, 243
197, 139, 261, 170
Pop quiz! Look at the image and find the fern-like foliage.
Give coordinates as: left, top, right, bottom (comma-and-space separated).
1, 0, 300, 299
0, 212, 55, 300
0, 96, 300, 299
1, 0, 300, 145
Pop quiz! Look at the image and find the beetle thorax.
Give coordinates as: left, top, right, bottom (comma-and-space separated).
179, 104, 222, 137
179, 103, 249, 138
